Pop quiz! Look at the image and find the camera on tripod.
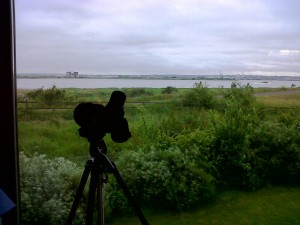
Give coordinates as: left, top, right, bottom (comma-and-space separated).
73, 90, 131, 155
67, 91, 149, 225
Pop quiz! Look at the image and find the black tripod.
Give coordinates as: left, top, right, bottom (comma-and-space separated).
65, 141, 149, 225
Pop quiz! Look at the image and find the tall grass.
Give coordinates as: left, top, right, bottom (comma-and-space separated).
256, 92, 300, 107
18, 119, 90, 162
17, 87, 300, 162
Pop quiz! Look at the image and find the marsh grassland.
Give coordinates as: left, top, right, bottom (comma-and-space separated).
18, 85, 300, 225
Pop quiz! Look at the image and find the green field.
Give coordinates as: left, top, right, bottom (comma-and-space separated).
111, 187, 300, 225
17, 85, 300, 225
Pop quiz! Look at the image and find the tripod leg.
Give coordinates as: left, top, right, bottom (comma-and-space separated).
96, 173, 106, 225
86, 164, 99, 225
111, 161, 149, 225
65, 160, 93, 225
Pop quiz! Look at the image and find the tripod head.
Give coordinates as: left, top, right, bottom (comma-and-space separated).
73, 91, 131, 157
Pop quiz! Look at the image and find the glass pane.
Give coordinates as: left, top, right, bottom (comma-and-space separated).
16, 1, 300, 224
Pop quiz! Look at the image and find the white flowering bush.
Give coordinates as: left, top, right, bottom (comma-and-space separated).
19, 152, 85, 225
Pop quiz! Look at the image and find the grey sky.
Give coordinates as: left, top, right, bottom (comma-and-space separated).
16, 0, 300, 75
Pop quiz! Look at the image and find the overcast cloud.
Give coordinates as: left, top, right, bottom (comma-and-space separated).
16, 0, 300, 75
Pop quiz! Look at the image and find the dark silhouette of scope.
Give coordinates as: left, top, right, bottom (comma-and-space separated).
73, 91, 131, 143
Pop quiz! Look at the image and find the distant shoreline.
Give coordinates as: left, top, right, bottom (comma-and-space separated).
16, 77, 300, 89
16, 74, 300, 81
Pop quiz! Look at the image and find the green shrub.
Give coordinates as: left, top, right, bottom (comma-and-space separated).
182, 82, 215, 109
42, 85, 66, 107
211, 83, 300, 189
250, 122, 300, 185
26, 87, 44, 99
223, 82, 255, 110
162, 86, 178, 94
19, 152, 85, 225
212, 84, 260, 189
105, 141, 216, 214
25, 85, 66, 107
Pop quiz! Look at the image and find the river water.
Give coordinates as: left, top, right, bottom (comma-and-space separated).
16, 78, 300, 89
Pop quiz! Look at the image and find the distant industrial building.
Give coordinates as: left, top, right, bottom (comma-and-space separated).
66, 71, 79, 78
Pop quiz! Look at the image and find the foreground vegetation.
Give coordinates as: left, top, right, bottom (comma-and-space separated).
17, 84, 300, 224
112, 187, 300, 225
